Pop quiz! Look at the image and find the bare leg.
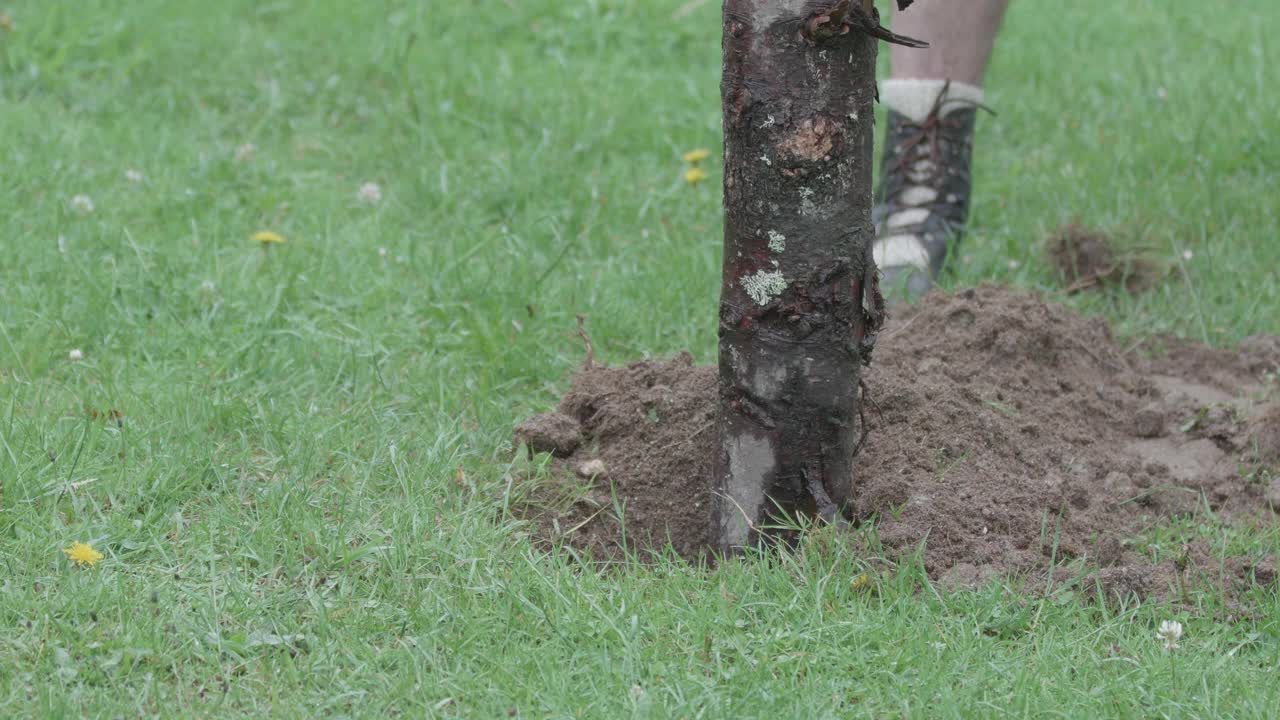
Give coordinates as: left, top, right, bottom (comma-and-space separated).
890, 0, 1010, 85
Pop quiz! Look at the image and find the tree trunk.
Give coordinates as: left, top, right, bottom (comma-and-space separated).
714, 0, 884, 551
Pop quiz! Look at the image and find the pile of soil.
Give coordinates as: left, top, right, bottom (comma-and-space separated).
514, 287, 1279, 601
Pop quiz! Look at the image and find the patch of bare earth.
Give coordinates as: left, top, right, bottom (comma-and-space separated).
514, 287, 1279, 603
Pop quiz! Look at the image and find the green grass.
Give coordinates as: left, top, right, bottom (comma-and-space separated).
1, 0, 1278, 716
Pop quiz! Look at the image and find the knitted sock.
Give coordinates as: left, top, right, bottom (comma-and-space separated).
881, 78, 984, 124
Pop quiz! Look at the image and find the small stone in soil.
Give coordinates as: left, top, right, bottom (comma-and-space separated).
576, 459, 608, 479
1133, 403, 1165, 438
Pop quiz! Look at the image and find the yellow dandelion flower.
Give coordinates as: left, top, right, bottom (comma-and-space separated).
251, 230, 286, 245
63, 542, 104, 568
685, 167, 708, 185
682, 148, 711, 164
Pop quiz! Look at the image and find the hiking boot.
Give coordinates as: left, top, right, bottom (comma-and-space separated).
873, 85, 985, 301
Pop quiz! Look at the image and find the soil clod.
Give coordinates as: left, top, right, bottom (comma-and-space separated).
1047, 223, 1155, 294
1250, 403, 1280, 464
513, 412, 583, 457
1133, 403, 1166, 438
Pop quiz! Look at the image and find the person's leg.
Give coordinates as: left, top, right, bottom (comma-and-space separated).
873, 0, 1010, 299
890, 0, 1010, 86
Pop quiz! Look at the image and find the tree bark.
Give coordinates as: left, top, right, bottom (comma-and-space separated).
714, 0, 883, 551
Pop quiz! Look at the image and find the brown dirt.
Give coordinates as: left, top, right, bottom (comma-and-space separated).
1046, 223, 1158, 293
515, 287, 1279, 601
513, 412, 583, 457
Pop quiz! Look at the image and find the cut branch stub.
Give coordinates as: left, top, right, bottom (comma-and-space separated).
715, 0, 879, 551
848, 0, 929, 48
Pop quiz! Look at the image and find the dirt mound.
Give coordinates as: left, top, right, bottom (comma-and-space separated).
515, 287, 1279, 601
515, 351, 717, 559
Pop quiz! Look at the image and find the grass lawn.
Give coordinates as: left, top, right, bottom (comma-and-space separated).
2, 0, 1278, 716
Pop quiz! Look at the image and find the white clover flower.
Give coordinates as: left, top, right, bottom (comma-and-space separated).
125, 169, 144, 184
357, 181, 383, 206
68, 348, 84, 361
378, 247, 388, 258
199, 279, 216, 293
1181, 250, 1193, 261
1007, 259, 1021, 270
1157, 620, 1183, 651
234, 143, 257, 162
69, 194, 95, 215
